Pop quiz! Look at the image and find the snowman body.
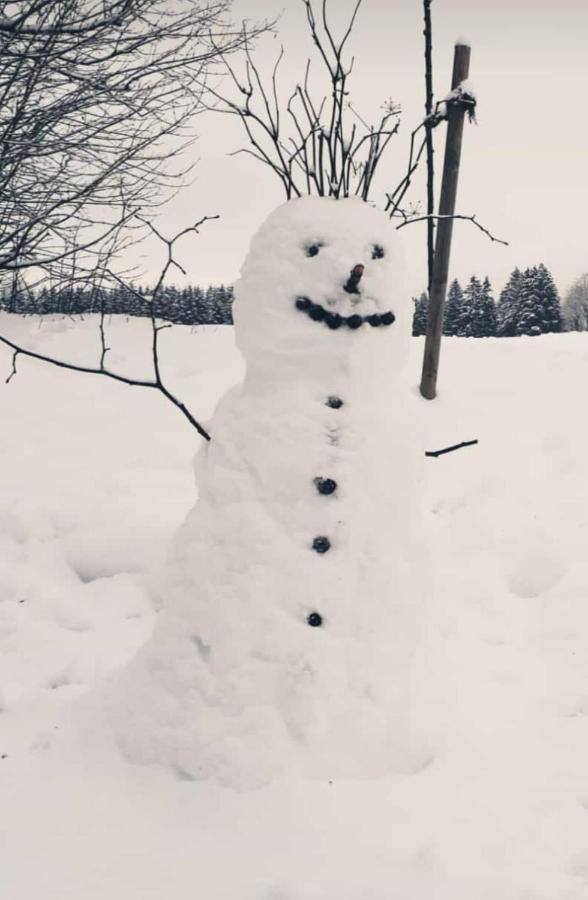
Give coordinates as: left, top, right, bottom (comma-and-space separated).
113, 197, 425, 787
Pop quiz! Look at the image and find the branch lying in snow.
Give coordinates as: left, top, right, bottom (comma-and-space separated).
425, 439, 478, 458
396, 213, 509, 246
0, 215, 218, 443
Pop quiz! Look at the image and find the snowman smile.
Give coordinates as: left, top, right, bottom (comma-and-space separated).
294, 296, 396, 331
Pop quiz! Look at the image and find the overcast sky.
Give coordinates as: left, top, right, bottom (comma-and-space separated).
136, 0, 588, 299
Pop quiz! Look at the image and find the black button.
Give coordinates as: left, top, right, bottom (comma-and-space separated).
346, 314, 363, 330
312, 536, 331, 554
380, 311, 396, 326
307, 612, 323, 627
326, 396, 343, 409
295, 296, 311, 311
315, 477, 337, 495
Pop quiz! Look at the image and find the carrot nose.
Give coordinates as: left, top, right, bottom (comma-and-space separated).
344, 264, 364, 294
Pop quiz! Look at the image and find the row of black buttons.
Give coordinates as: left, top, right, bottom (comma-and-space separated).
295, 297, 396, 331
307, 395, 343, 628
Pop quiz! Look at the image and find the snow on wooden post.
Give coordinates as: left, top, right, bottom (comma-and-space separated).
420, 40, 471, 400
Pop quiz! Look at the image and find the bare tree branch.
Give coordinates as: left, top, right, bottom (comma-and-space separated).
423, 0, 435, 295
0, 213, 220, 442
203, 0, 401, 200
396, 213, 509, 246
0, 0, 267, 282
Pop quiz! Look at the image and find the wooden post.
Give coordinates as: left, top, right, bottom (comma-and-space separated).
420, 41, 471, 400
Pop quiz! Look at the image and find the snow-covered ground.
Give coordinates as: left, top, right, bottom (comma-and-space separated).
1, 313, 588, 899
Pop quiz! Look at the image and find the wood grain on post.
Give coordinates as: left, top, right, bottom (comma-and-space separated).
420, 41, 471, 400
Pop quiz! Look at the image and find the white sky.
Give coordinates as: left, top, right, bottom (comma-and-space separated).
133, 0, 588, 300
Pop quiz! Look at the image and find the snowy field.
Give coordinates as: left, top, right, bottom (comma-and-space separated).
1, 312, 588, 899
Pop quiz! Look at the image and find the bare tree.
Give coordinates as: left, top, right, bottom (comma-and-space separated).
205, 0, 402, 201
422, 0, 435, 294
562, 274, 588, 331
0, 0, 264, 282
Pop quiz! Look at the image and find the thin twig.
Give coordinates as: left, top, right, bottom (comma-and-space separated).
423, 0, 435, 294
396, 213, 509, 246
5, 350, 19, 383
0, 213, 220, 442
425, 439, 478, 458
204, 0, 397, 200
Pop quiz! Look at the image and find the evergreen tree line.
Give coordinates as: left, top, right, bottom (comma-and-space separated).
5, 264, 587, 337
0, 282, 234, 325
413, 264, 563, 337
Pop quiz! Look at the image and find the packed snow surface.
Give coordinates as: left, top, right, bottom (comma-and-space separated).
1, 313, 588, 893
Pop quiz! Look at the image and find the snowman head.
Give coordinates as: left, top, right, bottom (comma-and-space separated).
234, 196, 410, 376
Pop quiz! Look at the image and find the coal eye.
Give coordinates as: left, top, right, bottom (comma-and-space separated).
306, 244, 321, 257
372, 244, 385, 260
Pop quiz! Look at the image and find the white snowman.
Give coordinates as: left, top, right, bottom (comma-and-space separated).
111, 196, 426, 788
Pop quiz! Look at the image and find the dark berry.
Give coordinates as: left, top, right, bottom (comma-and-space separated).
367, 314, 382, 327
346, 314, 363, 330
380, 311, 396, 326
307, 612, 323, 627
306, 244, 321, 257
325, 312, 343, 330
312, 536, 331, 554
295, 297, 311, 311
309, 304, 326, 322
326, 395, 343, 409
315, 477, 337, 496
372, 244, 385, 259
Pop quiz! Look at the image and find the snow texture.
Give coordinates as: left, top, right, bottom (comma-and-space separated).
458, 78, 477, 100
110, 197, 428, 787
3, 315, 588, 898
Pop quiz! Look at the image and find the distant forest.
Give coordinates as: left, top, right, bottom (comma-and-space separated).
413, 264, 576, 337
2, 265, 588, 336
0, 283, 234, 325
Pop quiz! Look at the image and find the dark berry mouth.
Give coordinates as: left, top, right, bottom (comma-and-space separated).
295, 297, 395, 330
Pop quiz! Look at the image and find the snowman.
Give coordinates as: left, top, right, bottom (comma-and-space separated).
112, 196, 426, 788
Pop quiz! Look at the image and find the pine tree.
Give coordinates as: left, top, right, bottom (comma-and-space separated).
468, 276, 496, 337
535, 264, 562, 333
513, 266, 561, 336
497, 265, 561, 337
412, 291, 428, 336
443, 279, 464, 336
514, 268, 542, 336
215, 284, 234, 324
460, 275, 483, 337
496, 268, 523, 336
